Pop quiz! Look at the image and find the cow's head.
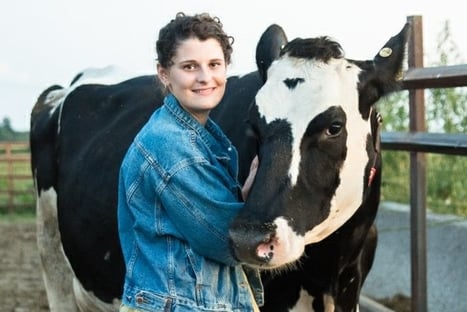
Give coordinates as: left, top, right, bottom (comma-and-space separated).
229, 23, 410, 268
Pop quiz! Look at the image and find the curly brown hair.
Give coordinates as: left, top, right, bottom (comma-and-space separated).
156, 12, 234, 68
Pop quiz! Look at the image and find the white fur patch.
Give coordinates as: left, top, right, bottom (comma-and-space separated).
323, 294, 336, 312
287, 290, 337, 312
290, 288, 314, 312
268, 217, 305, 267
54, 65, 139, 135
36, 186, 119, 311
36, 187, 78, 311
69, 65, 137, 88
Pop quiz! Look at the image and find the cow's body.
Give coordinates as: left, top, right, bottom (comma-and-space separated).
31, 23, 409, 312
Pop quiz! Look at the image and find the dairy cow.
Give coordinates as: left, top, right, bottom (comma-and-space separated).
30, 23, 409, 311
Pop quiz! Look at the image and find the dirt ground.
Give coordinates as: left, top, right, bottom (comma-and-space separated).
378, 294, 411, 312
0, 218, 410, 312
0, 219, 49, 312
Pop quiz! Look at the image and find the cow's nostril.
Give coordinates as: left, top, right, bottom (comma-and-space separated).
256, 235, 278, 262
229, 221, 278, 265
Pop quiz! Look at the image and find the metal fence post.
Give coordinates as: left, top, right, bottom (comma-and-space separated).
407, 15, 428, 312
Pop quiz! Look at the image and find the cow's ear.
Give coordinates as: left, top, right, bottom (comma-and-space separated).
372, 21, 410, 90
256, 24, 288, 83
357, 22, 411, 118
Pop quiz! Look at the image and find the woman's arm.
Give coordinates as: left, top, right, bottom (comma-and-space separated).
158, 160, 244, 265
241, 155, 259, 201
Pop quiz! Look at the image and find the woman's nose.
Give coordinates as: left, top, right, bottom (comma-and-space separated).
196, 66, 211, 82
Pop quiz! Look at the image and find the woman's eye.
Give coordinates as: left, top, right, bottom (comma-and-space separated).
210, 62, 222, 68
183, 64, 197, 71
326, 122, 343, 136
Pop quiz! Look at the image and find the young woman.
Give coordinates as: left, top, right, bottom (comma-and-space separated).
117, 12, 262, 312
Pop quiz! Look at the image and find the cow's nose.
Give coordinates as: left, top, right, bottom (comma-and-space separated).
229, 222, 277, 265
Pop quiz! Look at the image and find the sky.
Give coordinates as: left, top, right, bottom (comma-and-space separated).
1, 0, 466, 131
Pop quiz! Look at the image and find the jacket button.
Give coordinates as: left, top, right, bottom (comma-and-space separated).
136, 296, 144, 304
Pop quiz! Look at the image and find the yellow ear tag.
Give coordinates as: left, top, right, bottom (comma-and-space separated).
379, 47, 392, 57
395, 70, 404, 81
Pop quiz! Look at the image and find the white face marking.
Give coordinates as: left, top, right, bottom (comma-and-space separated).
256, 56, 362, 185
257, 55, 372, 251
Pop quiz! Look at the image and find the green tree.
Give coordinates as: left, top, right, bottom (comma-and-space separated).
0, 117, 29, 141
427, 20, 467, 133
0, 117, 15, 141
425, 20, 467, 215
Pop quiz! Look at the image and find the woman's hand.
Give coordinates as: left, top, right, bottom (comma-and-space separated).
241, 155, 259, 201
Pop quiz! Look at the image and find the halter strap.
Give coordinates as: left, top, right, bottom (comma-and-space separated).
368, 109, 383, 187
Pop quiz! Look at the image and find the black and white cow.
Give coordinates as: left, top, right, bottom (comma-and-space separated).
30, 23, 409, 312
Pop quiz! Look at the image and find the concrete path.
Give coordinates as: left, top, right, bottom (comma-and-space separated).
362, 202, 467, 312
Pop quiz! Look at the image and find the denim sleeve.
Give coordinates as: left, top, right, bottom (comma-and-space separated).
158, 159, 242, 266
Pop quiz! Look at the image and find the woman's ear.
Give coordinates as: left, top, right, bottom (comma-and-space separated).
157, 64, 168, 86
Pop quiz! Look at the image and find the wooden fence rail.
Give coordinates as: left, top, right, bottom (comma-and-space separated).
0, 141, 34, 213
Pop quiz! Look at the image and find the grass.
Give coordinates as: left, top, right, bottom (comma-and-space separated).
381, 151, 467, 217
0, 160, 35, 215
0, 211, 36, 222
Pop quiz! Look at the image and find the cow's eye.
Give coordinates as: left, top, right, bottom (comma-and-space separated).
326, 122, 343, 136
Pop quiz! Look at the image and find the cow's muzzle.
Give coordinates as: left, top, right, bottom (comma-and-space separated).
229, 222, 278, 267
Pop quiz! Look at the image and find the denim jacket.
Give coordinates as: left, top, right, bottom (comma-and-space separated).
118, 94, 263, 311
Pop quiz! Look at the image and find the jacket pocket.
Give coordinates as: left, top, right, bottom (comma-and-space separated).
134, 290, 172, 311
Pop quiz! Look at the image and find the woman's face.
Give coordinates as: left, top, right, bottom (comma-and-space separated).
158, 37, 228, 125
